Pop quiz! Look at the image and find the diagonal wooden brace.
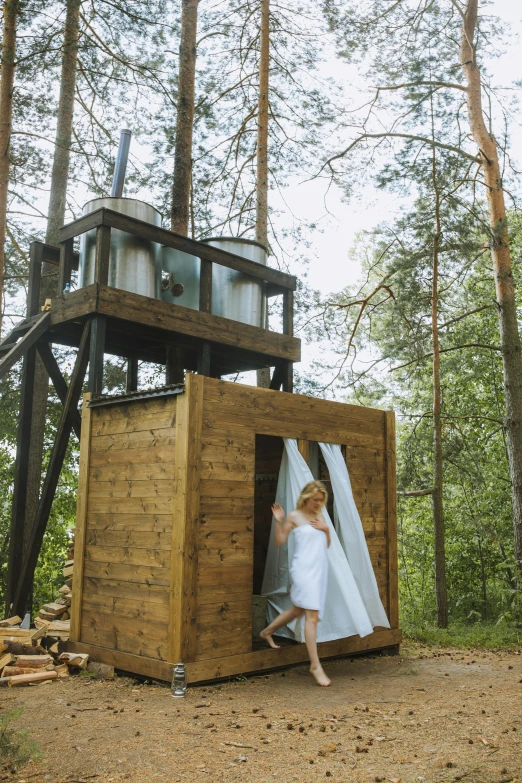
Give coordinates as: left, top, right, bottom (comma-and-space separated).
36, 340, 82, 440
12, 319, 91, 617
0, 311, 51, 382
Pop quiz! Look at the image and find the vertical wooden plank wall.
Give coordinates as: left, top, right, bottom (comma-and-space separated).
168, 373, 204, 663
385, 411, 399, 628
196, 379, 255, 661
77, 396, 177, 659
70, 394, 92, 641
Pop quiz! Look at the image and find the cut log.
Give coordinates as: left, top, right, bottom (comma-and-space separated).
54, 663, 69, 677
58, 585, 72, 595
34, 617, 52, 629
3, 666, 41, 676
47, 619, 70, 633
0, 628, 32, 638
8, 670, 58, 686
40, 602, 68, 618
30, 625, 47, 642
3, 641, 44, 656
59, 652, 88, 669
63, 560, 74, 578
86, 661, 114, 679
0, 616, 22, 627
14, 655, 52, 668
0, 653, 15, 674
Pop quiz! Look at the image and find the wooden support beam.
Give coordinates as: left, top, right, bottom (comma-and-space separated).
88, 316, 106, 396
69, 395, 93, 643
269, 361, 284, 390
283, 289, 294, 336
30, 241, 79, 270
126, 357, 139, 392
28, 242, 44, 316
199, 259, 212, 313
197, 342, 211, 377
4, 242, 46, 614
297, 439, 310, 466
166, 345, 184, 385
36, 341, 82, 440
385, 411, 399, 628
58, 237, 74, 294
12, 320, 91, 617
269, 359, 293, 392
94, 225, 111, 286
168, 373, 204, 663
282, 360, 293, 393
4, 345, 37, 616
0, 312, 51, 382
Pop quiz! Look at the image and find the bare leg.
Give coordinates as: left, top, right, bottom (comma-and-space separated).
260, 606, 304, 649
304, 609, 330, 686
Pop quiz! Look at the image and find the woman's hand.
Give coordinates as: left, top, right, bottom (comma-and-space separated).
311, 518, 331, 547
271, 503, 285, 525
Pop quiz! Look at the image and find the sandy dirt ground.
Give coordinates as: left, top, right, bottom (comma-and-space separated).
2, 643, 521, 783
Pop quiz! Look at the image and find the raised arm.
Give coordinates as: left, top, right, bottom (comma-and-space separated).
272, 503, 295, 547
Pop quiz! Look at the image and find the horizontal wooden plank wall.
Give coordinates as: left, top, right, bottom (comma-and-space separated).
194, 377, 395, 666
79, 395, 177, 661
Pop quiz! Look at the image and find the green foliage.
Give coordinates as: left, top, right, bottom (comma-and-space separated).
0, 708, 42, 772
0, 360, 78, 612
404, 622, 522, 651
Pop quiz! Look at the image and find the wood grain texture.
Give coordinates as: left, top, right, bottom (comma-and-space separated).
168, 373, 204, 663
70, 394, 93, 641
385, 410, 399, 627
97, 285, 300, 362
67, 628, 402, 683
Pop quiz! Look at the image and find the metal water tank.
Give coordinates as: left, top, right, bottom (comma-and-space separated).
78, 197, 162, 299
202, 237, 268, 328
160, 247, 200, 310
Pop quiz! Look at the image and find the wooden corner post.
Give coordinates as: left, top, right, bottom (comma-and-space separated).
70, 393, 93, 642
168, 372, 205, 665
384, 410, 399, 629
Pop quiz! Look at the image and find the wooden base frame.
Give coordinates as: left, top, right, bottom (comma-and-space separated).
67, 628, 402, 684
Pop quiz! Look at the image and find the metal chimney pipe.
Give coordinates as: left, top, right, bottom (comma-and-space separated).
110, 129, 132, 198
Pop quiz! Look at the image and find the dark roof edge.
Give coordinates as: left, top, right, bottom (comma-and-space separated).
88, 383, 185, 408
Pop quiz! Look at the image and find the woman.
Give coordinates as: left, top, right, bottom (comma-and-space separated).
259, 480, 332, 687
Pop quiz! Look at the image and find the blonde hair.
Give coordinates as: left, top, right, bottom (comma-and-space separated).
296, 480, 328, 510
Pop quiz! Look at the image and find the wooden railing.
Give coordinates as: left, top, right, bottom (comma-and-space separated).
57, 207, 295, 337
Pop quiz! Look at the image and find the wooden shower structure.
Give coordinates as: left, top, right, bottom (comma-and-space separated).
1, 207, 401, 682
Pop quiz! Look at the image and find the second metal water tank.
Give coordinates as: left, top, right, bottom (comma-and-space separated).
78, 197, 162, 299
202, 237, 268, 328
161, 247, 200, 310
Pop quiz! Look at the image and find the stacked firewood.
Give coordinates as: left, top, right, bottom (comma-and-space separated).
0, 557, 86, 686
32, 559, 74, 641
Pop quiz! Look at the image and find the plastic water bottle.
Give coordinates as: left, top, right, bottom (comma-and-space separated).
63, 282, 71, 295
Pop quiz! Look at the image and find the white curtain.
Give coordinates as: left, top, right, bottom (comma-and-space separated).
261, 438, 389, 643
318, 442, 390, 629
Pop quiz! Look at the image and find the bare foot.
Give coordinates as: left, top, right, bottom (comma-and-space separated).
259, 629, 280, 649
310, 665, 331, 686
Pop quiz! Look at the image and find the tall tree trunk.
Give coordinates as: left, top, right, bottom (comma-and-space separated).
19, 0, 81, 617
0, 0, 18, 331
256, 0, 271, 388
256, 0, 269, 249
460, 0, 522, 590
170, 0, 198, 235
46, 0, 81, 244
431, 151, 448, 628
168, 0, 198, 383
